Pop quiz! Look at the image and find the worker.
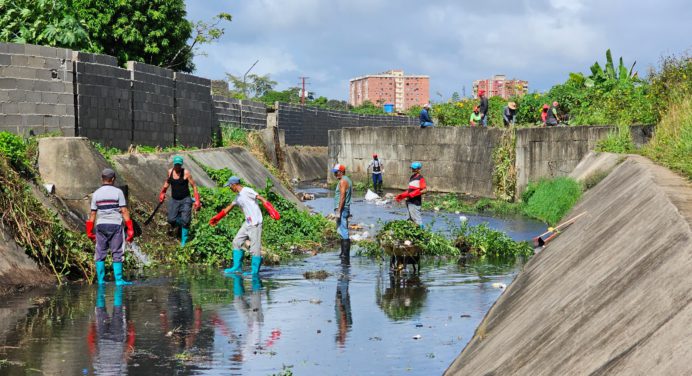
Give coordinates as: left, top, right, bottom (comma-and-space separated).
478, 90, 489, 126
546, 101, 560, 126
332, 164, 352, 265
86, 168, 135, 285
158, 156, 201, 246
469, 106, 482, 127
503, 101, 517, 126
395, 162, 427, 227
419, 104, 434, 128
209, 176, 280, 276
541, 104, 549, 126
367, 153, 384, 194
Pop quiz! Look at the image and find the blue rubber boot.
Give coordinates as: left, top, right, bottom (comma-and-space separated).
243, 256, 262, 276
231, 274, 245, 297
224, 249, 244, 274
251, 275, 262, 291
96, 284, 106, 308
95, 261, 106, 285
114, 286, 124, 307
113, 262, 132, 286
181, 227, 189, 247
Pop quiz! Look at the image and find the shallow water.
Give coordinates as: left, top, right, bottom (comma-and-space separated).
0, 189, 545, 375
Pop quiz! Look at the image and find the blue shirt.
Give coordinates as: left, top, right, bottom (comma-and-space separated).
420, 108, 432, 123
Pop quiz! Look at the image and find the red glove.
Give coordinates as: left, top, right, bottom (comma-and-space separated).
395, 192, 410, 202
263, 201, 280, 220
159, 188, 167, 203
86, 220, 96, 242
125, 220, 134, 242
209, 210, 227, 226
408, 189, 422, 198
193, 191, 201, 210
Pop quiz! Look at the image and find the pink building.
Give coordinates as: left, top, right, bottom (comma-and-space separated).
349, 70, 429, 112
473, 75, 528, 99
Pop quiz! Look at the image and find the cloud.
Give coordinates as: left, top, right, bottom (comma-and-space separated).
187, 0, 692, 100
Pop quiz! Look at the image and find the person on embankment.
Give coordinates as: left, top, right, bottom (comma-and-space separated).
86, 168, 135, 285
546, 101, 560, 126
332, 164, 353, 265
478, 90, 489, 127
420, 104, 434, 128
209, 176, 280, 276
367, 153, 384, 195
395, 162, 427, 227
158, 156, 201, 246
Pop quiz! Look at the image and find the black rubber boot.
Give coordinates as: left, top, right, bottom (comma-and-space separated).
340, 239, 351, 266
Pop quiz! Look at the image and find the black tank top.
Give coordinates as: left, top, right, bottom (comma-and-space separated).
168, 168, 190, 200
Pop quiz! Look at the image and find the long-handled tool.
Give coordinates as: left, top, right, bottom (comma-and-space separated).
533, 212, 587, 247
143, 200, 164, 226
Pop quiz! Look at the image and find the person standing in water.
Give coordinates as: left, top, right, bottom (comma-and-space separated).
332, 164, 352, 265
158, 156, 201, 246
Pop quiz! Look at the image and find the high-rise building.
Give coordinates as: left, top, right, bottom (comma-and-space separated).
349, 70, 429, 112
473, 75, 528, 99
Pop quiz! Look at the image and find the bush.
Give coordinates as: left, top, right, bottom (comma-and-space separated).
641, 97, 692, 179
0, 132, 30, 173
453, 222, 534, 259
523, 177, 582, 225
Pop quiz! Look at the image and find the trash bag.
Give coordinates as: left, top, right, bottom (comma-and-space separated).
364, 189, 380, 201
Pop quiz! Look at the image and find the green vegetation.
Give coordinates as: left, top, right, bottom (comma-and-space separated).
492, 128, 517, 200
0, 1, 231, 72
422, 194, 523, 216
454, 222, 533, 259
0, 132, 94, 283
181, 166, 334, 266
596, 124, 636, 153
220, 125, 250, 147
522, 177, 582, 225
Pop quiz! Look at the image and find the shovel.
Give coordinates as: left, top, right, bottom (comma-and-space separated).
533, 212, 587, 247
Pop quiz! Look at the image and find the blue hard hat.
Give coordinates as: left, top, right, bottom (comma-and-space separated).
411, 162, 422, 169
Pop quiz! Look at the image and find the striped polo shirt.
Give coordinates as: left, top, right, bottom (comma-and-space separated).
90, 185, 127, 225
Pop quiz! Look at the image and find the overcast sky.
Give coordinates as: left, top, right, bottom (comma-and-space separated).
186, 0, 691, 101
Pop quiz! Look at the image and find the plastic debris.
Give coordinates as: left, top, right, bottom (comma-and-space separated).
413, 334, 422, 340
491, 282, 507, 290
459, 215, 468, 222
365, 189, 380, 201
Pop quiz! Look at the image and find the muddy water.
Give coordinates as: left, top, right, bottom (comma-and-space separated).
0, 189, 545, 376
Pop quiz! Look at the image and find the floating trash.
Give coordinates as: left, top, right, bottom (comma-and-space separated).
412, 334, 422, 340
491, 282, 507, 290
459, 216, 468, 222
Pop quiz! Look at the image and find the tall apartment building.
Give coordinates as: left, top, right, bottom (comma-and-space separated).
349, 70, 429, 112
473, 75, 528, 99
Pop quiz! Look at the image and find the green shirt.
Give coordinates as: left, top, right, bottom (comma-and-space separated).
334, 176, 352, 210
469, 112, 482, 125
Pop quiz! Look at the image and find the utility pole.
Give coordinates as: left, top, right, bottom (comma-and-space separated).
242, 59, 259, 98
240, 59, 259, 129
299, 76, 309, 105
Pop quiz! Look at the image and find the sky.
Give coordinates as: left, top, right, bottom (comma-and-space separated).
185, 0, 692, 101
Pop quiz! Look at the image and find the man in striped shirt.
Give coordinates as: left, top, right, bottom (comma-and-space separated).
86, 168, 134, 285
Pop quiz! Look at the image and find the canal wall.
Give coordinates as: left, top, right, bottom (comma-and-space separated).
445, 155, 692, 375
328, 125, 653, 197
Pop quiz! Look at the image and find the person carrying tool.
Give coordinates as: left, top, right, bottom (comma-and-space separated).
158, 156, 201, 246
367, 153, 384, 194
86, 168, 135, 285
546, 101, 560, 126
332, 164, 352, 265
503, 101, 517, 126
209, 176, 280, 276
478, 90, 489, 127
469, 106, 482, 127
395, 162, 427, 227
419, 104, 434, 128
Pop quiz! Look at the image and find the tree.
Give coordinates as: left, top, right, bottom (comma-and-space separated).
226, 73, 277, 98
0, 0, 90, 49
451, 92, 461, 102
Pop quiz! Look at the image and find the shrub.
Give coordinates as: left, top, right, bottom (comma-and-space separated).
523, 177, 582, 225
453, 222, 534, 259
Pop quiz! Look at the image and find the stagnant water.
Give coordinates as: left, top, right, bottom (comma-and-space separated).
0, 189, 545, 376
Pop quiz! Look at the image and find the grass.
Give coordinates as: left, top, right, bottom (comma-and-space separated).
641, 97, 692, 180
422, 193, 523, 217
522, 177, 582, 225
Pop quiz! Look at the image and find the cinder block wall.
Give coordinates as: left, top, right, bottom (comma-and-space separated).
74, 52, 131, 148
0, 42, 75, 136
128, 61, 175, 146
329, 127, 502, 196
175, 72, 213, 147
278, 102, 418, 146
212, 96, 268, 130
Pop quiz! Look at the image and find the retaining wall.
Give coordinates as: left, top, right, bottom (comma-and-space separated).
445, 155, 692, 375
0, 43, 75, 136
213, 96, 268, 130
175, 72, 213, 147
277, 102, 417, 146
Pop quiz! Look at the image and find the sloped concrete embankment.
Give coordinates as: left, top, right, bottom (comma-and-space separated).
0, 224, 55, 296
445, 155, 692, 375
284, 146, 328, 182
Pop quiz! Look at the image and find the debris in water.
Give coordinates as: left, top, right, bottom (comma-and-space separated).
426, 353, 435, 359
364, 189, 380, 201
412, 334, 422, 340
459, 215, 468, 222
404, 240, 412, 246
369, 336, 382, 341
460, 314, 471, 318
309, 299, 322, 304
303, 270, 330, 280
415, 323, 423, 327
434, 206, 440, 211
317, 330, 321, 334
491, 282, 507, 290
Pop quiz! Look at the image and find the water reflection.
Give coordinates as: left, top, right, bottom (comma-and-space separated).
335, 265, 352, 347
376, 271, 428, 321
89, 286, 134, 375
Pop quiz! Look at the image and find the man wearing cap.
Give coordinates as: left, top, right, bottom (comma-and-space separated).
478, 90, 489, 127
419, 104, 434, 128
86, 168, 135, 285
503, 101, 517, 127
208, 176, 280, 276
158, 156, 201, 246
332, 164, 352, 265
469, 106, 482, 127
546, 101, 560, 126
395, 162, 427, 227
367, 154, 384, 194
